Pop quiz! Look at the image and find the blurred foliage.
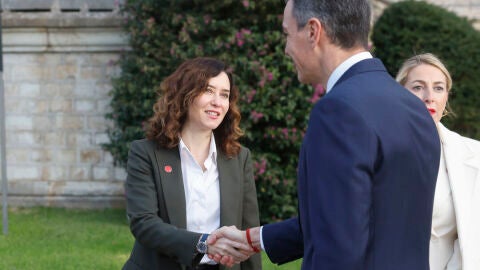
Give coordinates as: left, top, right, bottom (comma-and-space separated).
372, 0, 480, 139
104, 0, 319, 223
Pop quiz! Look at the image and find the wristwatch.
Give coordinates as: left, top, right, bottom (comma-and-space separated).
196, 234, 209, 254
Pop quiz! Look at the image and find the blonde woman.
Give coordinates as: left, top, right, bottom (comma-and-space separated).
397, 53, 480, 270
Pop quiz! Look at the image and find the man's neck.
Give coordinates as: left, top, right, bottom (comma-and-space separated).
319, 45, 367, 87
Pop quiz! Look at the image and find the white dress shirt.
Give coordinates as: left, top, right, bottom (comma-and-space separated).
179, 134, 220, 264
325, 51, 373, 94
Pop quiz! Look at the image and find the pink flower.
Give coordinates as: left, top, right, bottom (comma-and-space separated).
246, 89, 257, 103
258, 79, 265, 88
241, 28, 251, 35
235, 29, 251, 47
254, 158, 267, 175
242, 0, 249, 8
203, 15, 212, 25
309, 84, 325, 103
250, 110, 264, 122
267, 72, 273, 81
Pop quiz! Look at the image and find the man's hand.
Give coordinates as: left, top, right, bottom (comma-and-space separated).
207, 226, 261, 267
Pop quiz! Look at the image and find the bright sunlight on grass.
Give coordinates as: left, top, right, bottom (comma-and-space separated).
0, 207, 301, 269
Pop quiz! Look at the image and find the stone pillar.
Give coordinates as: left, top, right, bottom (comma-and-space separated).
1, 1, 129, 208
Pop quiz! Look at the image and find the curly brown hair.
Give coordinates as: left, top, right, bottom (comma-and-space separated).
146, 57, 244, 157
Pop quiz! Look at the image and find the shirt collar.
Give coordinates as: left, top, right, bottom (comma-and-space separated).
179, 133, 218, 163
326, 51, 373, 94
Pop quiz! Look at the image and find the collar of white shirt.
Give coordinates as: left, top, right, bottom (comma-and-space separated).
179, 133, 217, 167
326, 51, 373, 94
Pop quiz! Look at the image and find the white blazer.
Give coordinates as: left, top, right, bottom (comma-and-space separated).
438, 123, 480, 270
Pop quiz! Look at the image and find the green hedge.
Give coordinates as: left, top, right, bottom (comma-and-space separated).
372, 0, 480, 139
104, 0, 318, 223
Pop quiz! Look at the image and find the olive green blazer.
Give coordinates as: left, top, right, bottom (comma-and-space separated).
122, 139, 261, 270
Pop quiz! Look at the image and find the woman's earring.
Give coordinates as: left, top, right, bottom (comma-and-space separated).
442, 109, 449, 117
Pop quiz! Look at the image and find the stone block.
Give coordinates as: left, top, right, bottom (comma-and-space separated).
61, 181, 124, 196
75, 99, 96, 112
6, 131, 42, 146
94, 82, 113, 97
74, 82, 97, 97
50, 99, 73, 113
103, 151, 114, 163
69, 165, 91, 180
53, 65, 78, 80
87, 116, 110, 130
44, 132, 66, 146
93, 166, 111, 180
80, 66, 106, 80
12, 66, 45, 81
54, 149, 77, 164
5, 195, 126, 209
33, 116, 55, 131
6, 149, 30, 163
80, 149, 101, 163
84, 0, 120, 10
17, 83, 41, 97
55, 115, 85, 130
114, 167, 127, 181
6, 115, 34, 130
3, 54, 46, 65
96, 98, 112, 113
42, 83, 75, 97
7, 180, 49, 195
36, 100, 50, 113
3, 83, 17, 97
5, 99, 38, 114
67, 133, 92, 146
474, 20, 480, 30
94, 133, 110, 145
7, 165, 41, 180
86, 53, 120, 66
31, 149, 53, 162
3, 0, 54, 11
42, 166, 68, 181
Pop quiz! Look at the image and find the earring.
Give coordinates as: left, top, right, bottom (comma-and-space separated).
442, 109, 449, 117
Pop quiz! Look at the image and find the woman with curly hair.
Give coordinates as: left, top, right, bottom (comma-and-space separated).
123, 57, 261, 270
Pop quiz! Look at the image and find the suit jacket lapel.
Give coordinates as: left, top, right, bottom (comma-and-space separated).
155, 147, 187, 228
217, 152, 240, 227
439, 124, 478, 257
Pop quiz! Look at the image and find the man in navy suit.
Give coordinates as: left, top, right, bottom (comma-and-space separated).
209, 0, 440, 269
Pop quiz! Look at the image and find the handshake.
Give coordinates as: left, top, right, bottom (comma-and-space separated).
206, 226, 262, 268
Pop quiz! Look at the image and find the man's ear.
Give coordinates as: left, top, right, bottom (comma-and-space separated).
307, 18, 322, 46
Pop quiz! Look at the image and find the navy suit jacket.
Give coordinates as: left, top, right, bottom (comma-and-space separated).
263, 58, 440, 270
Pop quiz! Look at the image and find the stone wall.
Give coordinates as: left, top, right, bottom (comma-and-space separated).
1, 0, 129, 208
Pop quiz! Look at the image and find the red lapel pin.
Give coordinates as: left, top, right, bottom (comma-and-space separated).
164, 165, 172, 173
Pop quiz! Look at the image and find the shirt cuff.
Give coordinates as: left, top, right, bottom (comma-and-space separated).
260, 226, 265, 251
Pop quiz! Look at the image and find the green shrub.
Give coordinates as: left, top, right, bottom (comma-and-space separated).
372, 0, 480, 139
104, 0, 318, 223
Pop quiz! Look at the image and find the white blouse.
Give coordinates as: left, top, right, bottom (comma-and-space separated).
429, 144, 460, 270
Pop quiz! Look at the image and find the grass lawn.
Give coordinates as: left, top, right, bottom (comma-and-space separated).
0, 207, 301, 269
